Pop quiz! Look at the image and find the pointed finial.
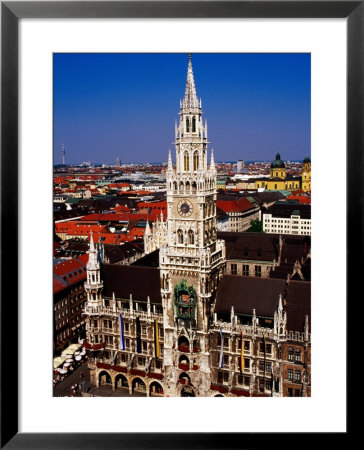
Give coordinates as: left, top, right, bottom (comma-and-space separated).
210, 148, 216, 171
278, 294, 283, 312
145, 220, 151, 236
168, 148, 173, 170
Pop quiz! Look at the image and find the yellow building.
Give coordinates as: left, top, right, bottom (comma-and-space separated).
255, 153, 301, 191
301, 157, 311, 192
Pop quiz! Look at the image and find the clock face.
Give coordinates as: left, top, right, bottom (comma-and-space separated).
177, 199, 193, 217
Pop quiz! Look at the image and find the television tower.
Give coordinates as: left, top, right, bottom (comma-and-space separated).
62, 143, 66, 166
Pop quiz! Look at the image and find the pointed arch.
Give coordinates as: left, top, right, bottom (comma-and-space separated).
184, 152, 189, 171
193, 151, 199, 171
188, 230, 194, 245
192, 116, 196, 132
186, 117, 190, 133
177, 229, 184, 244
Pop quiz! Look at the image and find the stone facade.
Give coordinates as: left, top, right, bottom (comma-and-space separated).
82, 56, 311, 397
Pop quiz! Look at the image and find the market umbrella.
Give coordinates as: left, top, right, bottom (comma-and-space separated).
58, 369, 67, 374
63, 363, 71, 368
66, 358, 73, 363
75, 355, 82, 361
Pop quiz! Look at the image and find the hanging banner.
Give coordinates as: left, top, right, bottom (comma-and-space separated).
119, 314, 125, 350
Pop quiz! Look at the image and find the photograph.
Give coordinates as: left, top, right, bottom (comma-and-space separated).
52, 52, 311, 398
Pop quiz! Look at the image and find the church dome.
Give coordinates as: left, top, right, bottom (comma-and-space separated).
271, 153, 285, 168
303, 156, 311, 164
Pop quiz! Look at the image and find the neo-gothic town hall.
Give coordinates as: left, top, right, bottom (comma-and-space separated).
83, 56, 311, 397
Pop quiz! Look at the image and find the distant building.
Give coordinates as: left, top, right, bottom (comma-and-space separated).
301, 157, 311, 192
237, 160, 244, 172
53, 255, 88, 354
255, 153, 301, 191
216, 198, 260, 232
263, 203, 311, 236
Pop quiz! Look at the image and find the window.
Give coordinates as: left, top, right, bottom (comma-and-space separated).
142, 326, 147, 335
244, 376, 250, 386
193, 151, 199, 171
266, 344, 272, 354
156, 360, 161, 370
244, 341, 250, 351
231, 263, 237, 275
177, 229, 183, 244
243, 265, 249, 276
266, 361, 272, 372
138, 357, 144, 366
188, 230, 194, 245
224, 338, 229, 348
125, 323, 129, 332
223, 355, 229, 365
244, 358, 250, 369
295, 371, 301, 382
186, 117, 190, 132
255, 265, 262, 277
259, 360, 265, 371
142, 341, 147, 352
223, 372, 229, 383
288, 369, 293, 381
295, 349, 301, 362
288, 347, 294, 361
184, 152, 189, 171
295, 389, 301, 397
237, 374, 244, 385
192, 116, 196, 132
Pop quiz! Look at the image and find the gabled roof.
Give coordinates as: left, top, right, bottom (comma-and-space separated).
219, 232, 279, 262
216, 275, 286, 317
102, 264, 161, 303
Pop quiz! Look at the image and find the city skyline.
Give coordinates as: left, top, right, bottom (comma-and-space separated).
53, 53, 311, 165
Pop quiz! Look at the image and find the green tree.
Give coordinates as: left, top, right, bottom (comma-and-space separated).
246, 219, 263, 232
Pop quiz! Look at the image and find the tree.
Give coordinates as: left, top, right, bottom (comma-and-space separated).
246, 219, 263, 232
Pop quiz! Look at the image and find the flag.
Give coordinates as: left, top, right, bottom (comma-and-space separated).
119, 314, 125, 350
154, 319, 160, 358
219, 328, 223, 368
136, 316, 142, 353
240, 330, 244, 373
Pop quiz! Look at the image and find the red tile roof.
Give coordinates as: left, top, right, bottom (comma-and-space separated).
217, 198, 255, 213
53, 256, 87, 294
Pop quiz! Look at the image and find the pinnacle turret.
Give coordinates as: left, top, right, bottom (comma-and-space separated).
182, 54, 199, 110
87, 232, 100, 271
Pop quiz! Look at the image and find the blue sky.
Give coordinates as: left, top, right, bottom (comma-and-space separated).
53, 53, 310, 165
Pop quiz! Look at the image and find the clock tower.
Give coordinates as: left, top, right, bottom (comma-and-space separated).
160, 55, 226, 396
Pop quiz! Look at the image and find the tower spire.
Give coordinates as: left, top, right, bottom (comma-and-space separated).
183, 54, 199, 109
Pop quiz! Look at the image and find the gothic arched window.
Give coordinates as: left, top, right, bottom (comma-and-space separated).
192, 116, 196, 132
188, 230, 194, 245
185, 181, 190, 193
192, 181, 197, 193
177, 229, 183, 244
184, 152, 189, 171
186, 117, 190, 133
193, 151, 199, 171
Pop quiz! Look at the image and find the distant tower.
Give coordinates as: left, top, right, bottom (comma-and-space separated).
61, 143, 66, 166
116, 157, 120, 167
301, 156, 311, 192
237, 160, 244, 172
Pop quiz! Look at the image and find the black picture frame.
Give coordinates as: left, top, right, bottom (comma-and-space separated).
1, 1, 357, 448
